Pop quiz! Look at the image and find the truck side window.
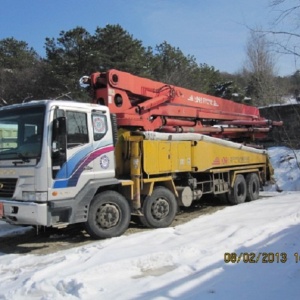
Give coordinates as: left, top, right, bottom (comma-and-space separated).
92, 114, 107, 141
66, 111, 89, 147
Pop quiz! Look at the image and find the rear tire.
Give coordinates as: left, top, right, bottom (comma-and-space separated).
85, 191, 131, 239
139, 187, 178, 228
246, 173, 260, 201
228, 174, 247, 205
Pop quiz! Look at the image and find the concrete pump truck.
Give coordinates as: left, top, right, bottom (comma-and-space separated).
0, 69, 281, 239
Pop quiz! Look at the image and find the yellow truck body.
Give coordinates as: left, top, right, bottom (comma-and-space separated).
142, 138, 267, 175
115, 131, 271, 212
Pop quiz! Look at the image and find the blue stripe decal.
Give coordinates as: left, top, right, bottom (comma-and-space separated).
53, 144, 114, 188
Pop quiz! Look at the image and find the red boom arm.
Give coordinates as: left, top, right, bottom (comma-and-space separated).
87, 69, 282, 141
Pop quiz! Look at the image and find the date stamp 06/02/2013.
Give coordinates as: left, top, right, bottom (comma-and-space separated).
224, 252, 300, 264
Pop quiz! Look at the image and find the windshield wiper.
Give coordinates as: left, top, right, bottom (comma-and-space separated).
18, 153, 30, 163
0, 151, 34, 164
12, 153, 31, 165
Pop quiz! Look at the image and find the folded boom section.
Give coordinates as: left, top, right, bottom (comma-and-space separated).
87, 69, 282, 142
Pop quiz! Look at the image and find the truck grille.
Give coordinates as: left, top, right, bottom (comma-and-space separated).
0, 178, 17, 198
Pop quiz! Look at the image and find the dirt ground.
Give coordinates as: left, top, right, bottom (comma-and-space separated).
0, 200, 227, 256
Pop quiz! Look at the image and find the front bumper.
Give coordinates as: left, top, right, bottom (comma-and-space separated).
0, 200, 48, 226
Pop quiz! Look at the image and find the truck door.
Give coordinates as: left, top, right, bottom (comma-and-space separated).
52, 109, 93, 189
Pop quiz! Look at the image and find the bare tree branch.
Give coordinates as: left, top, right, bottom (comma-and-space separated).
270, 3, 300, 25
265, 30, 300, 39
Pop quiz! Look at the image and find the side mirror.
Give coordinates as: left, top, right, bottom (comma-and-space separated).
79, 76, 91, 89
53, 117, 66, 138
52, 117, 67, 157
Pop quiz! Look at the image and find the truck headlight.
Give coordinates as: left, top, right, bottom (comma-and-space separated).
22, 191, 48, 202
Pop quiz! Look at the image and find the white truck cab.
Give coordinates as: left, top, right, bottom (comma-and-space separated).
0, 100, 118, 229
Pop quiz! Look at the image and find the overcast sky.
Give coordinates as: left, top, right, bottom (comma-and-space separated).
0, 0, 297, 76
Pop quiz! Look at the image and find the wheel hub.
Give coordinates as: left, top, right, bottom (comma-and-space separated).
97, 204, 120, 228
152, 198, 169, 220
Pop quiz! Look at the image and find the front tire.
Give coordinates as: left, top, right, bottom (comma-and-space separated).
85, 191, 131, 239
139, 186, 178, 228
228, 174, 247, 205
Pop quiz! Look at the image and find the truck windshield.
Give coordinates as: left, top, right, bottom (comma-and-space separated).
0, 105, 45, 161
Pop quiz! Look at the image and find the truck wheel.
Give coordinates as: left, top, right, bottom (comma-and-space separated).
140, 186, 178, 228
228, 174, 247, 205
85, 191, 131, 239
246, 173, 260, 201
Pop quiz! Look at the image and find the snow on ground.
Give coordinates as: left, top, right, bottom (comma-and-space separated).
1, 147, 300, 300
268, 146, 300, 191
